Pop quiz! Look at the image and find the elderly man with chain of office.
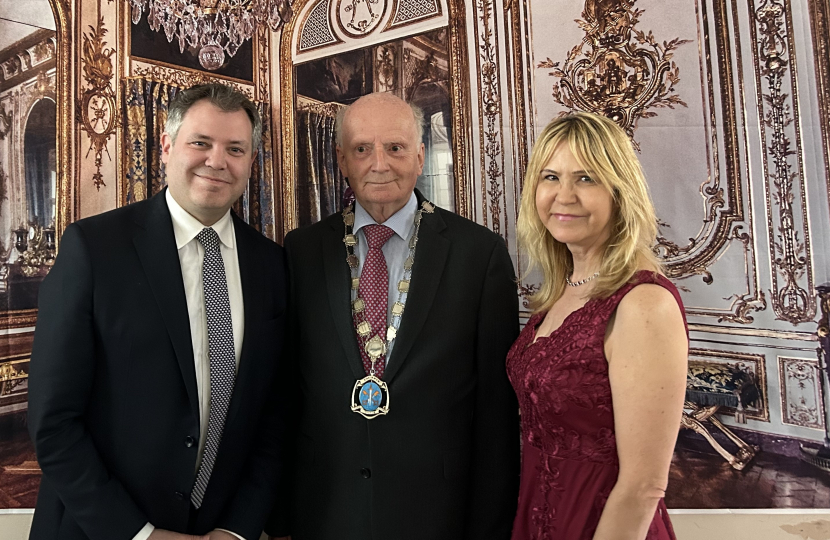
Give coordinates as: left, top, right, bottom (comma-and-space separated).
266, 92, 519, 540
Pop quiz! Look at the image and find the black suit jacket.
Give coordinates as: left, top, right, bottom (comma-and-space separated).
28, 191, 288, 540
269, 192, 520, 540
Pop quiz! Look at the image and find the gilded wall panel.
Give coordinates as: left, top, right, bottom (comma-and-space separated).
531, 0, 763, 324
779, 355, 825, 430
749, 0, 816, 325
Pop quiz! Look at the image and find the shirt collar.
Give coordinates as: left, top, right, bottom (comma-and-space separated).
353, 192, 418, 241
166, 189, 235, 250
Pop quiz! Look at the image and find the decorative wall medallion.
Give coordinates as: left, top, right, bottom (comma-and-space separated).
537, 0, 690, 144
78, 17, 117, 191
752, 0, 815, 325
336, 0, 388, 38
298, 0, 342, 54
779, 356, 824, 429
385, 0, 442, 31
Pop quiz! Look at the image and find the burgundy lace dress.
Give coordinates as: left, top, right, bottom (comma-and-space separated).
507, 271, 684, 540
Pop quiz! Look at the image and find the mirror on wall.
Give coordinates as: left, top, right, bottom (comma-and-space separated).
292, 28, 454, 227
0, 8, 58, 323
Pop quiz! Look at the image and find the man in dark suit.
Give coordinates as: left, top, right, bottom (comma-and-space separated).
28, 83, 287, 540
266, 93, 519, 540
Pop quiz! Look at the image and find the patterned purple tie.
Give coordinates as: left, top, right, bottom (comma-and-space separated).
355, 224, 395, 377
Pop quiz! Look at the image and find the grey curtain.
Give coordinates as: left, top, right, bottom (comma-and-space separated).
296, 107, 347, 227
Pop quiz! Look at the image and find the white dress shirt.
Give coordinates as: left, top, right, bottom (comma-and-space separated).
352, 192, 418, 364
133, 190, 245, 540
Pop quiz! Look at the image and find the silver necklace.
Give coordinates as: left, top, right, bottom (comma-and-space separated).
566, 272, 599, 287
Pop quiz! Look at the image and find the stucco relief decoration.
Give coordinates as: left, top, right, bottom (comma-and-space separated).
386, 0, 440, 29
780, 357, 824, 429
476, 0, 505, 235
78, 17, 117, 190
299, 0, 340, 53
337, 0, 386, 37
537, 0, 690, 147
754, 0, 815, 324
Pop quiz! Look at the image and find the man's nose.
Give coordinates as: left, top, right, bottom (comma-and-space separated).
371, 147, 390, 172
205, 146, 227, 169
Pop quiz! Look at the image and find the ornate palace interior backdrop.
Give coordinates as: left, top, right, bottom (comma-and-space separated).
1, 0, 830, 514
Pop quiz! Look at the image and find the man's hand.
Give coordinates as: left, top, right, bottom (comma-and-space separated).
147, 530, 207, 540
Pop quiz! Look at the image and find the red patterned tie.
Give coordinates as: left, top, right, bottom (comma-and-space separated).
355, 224, 395, 377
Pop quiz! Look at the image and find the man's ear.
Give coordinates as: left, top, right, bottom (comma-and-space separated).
336, 145, 348, 177
160, 132, 173, 164
417, 142, 425, 175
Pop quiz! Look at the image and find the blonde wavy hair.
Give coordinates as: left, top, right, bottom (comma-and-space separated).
517, 111, 662, 313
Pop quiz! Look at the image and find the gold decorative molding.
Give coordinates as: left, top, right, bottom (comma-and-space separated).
51, 0, 72, 248
688, 322, 817, 341
779, 355, 824, 429
130, 59, 256, 99
751, 0, 816, 325
297, 98, 345, 117
78, 16, 116, 191
808, 0, 830, 222
473, 0, 506, 236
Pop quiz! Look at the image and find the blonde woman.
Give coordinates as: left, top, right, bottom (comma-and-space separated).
508, 112, 688, 540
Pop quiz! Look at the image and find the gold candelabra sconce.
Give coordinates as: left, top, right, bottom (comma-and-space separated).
13, 222, 56, 278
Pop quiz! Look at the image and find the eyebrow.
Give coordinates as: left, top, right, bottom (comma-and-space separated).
189, 133, 249, 147
540, 169, 591, 175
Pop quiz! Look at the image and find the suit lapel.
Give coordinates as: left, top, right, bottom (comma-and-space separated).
132, 192, 200, 420
383, 208, 449, 383
323, 215, 366, 380
226, 216, 260, 426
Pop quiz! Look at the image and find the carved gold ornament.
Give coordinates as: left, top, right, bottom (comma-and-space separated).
754, 0, 815, 324
79, 17, 117, 191
538, 0, 690, 143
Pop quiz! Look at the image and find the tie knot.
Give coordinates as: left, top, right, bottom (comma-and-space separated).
196, 227, 221, 253
363, 224, 395, 249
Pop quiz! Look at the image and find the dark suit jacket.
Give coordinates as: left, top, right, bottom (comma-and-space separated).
27, 190, 288, 540
268, 192, 520, 540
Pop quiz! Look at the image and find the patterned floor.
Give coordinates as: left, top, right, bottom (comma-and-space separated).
667, 432, 830, 508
